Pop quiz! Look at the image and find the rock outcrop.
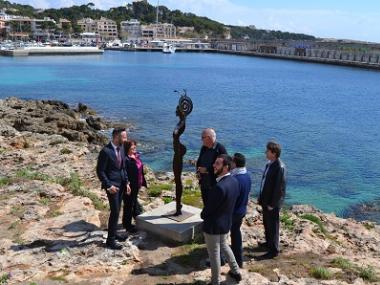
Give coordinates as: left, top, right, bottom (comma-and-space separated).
0, 97, 110, 145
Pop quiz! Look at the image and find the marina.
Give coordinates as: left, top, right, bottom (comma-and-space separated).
1, 39, 380, 71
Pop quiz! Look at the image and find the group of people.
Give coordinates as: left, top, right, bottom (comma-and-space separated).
197, 128, 286, 284
96, 127, 287, 285
96, 128, 146, 250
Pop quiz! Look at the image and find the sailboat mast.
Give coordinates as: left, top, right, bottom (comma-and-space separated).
156, 0, 159, 24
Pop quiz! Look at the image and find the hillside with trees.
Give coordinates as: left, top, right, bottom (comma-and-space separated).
0, 0, 315, 40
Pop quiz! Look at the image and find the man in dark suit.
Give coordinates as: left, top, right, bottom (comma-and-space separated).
257, 141, 286, 260
97, 128, 130, 250
196, 128, 227, 205
201, 154, 242, 285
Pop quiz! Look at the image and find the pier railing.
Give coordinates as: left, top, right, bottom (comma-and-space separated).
211, 41, 380, 70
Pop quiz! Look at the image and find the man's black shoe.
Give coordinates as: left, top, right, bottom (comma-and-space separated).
126, 225, 138, 233
106, 241, 123, 250
115, 234, 128, 242
254, 252, 278, 260
228, 270, 242, 282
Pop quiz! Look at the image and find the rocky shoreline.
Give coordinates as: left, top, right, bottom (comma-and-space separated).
0, 98, 379, 285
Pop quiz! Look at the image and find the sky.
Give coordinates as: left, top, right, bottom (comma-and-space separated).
9, 0, 380, 42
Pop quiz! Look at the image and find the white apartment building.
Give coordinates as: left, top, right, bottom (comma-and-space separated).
120, 19, 141, 41
31, 17, 56, 40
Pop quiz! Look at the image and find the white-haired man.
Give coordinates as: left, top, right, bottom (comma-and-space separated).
196, 128, 227, 204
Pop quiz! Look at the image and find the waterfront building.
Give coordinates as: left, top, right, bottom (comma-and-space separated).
80, 32, 100, 45
0, 19, 5, 30
31, 17, 57, 41
141, 25, 155, 40
0, 9, 7, 39
177, 26, 194, 36
224, 27, 231, 40
96, 17, 118, 41
0, 19, 5, 39
77, 17, 118, 41
5, 17, 32, 40
182, 41, 211, 49
0, 9, 10, 20
120, 19, 141, 41
141, 23, 176, 40
58, 19, 71, 32
77, 18, 96, 33
153, 23, 176, 39
211, 40, 255, 52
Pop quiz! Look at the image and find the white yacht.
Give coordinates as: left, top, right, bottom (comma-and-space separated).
162, 43, 175, 54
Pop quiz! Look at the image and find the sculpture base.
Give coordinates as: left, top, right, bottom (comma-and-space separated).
136, 202, 203, 243
162, 209, 194, 222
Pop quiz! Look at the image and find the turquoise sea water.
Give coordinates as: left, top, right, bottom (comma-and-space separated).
1, 51, 379, 221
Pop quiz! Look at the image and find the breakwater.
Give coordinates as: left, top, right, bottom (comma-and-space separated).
0, 46, 104, 56
216, 50, 380, 71
213, 41, 380, 70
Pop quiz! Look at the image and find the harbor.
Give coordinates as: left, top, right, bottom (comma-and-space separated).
2, 42, 380, 71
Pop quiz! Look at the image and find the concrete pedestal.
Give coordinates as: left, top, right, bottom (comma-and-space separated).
136, 202, 203, 243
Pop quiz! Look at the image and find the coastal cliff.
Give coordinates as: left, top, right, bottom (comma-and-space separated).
0, 98, 379, 285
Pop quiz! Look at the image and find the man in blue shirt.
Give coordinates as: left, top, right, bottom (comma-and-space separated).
230, 153, 252, 268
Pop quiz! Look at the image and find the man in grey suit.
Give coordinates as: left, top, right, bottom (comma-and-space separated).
97, 128, 130, 250
201, 154, 242, 284
256, 141, 286, 260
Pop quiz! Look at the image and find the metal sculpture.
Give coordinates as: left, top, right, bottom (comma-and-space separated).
173, 90, 193, 215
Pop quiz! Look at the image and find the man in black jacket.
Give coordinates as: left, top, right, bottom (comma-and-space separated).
196, 128, 227, 204
97, 128, 130, 250
257, 141, 286, 260
201, 154, 242, 284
